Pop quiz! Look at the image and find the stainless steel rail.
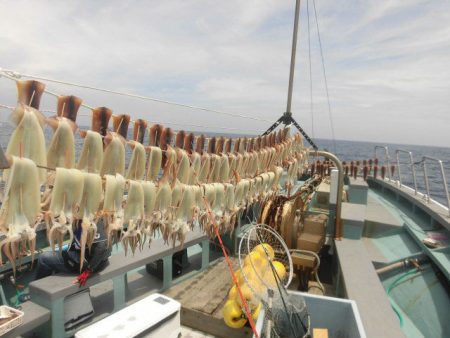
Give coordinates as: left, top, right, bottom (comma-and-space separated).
374, 145, 392, 180
395, 149, 418, 195
421, 156, 450, 216
374, 145, 450, 217
308, 149, 344, 239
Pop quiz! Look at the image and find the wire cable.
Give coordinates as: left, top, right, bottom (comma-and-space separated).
312, 0, 337, 153
0, 102, 264, 134
0, 68, 273, 123
307, 0, 314, 139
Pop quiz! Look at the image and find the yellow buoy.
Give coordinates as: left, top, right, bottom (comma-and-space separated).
264, 261, 287, 287
253, 243, 275, 260
223, 299, 247, 328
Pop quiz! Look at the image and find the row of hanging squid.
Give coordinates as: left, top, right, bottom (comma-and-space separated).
0, 80, 308, 273
310, 159, 396, 181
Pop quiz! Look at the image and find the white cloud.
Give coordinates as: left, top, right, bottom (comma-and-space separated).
0, 0, 449, 146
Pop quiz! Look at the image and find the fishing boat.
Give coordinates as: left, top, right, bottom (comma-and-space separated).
0, 1, 448, 338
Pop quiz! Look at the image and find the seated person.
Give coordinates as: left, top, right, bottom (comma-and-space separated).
35, 219, 111, 286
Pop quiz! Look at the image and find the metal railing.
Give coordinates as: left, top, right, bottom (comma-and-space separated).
374, 145, 392, 180
373, 146, 450, 217
395, 149, 418, 195
421, 156, 450, 216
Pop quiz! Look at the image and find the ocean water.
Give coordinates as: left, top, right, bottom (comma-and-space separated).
0, 121, 448, 206
315, 138, 450, 206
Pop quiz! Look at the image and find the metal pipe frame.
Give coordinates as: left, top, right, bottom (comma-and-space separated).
395, 149, 418, 195
308, 149, 344, 239
422, 156, 450, 216
374, 145, 392, 180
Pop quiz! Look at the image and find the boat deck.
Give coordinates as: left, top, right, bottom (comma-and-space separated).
164, 257, 253, 338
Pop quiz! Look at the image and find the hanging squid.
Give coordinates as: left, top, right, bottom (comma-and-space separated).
76, 172, 103, 271
141, 181, 157, 246
126, 141, 146, 180
4, 104, 47, 183
77, 130, 104, 173
121, 180, 144, 255
46, 116, 76, 169
46, 168, 84, 259
0, 157, 41, 275
103, 174, 125, 248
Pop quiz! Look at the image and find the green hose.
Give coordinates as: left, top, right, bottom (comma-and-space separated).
386, 269, 421, 327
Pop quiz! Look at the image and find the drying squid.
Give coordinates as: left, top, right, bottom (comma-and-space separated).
47, 116, 76, 169
224, 183, 238, 233
198, 152, 211, 183
148, 124, 163, 147
175, 148, 191, 184
145, 146, 162, 181
121, 180, 144, 255
57, 95, 82, 123
199, 183, 216, 236
77, 172, 103, 271
112, 114, 131, 140
4, 104, 47, 183
208, 154, 221, 182
47, 168, 84, 259
126, 141, 146, 180
100, 132, 126, 176
103, 174, 125, 248
189, 151, 202, 185
141, 181, 157, 246
0, 157, 40, 274
171, 185, 195, 247
16, 80, 45, 110
133, 119, 147, 144
91, 107, 112, 137
218, 154, 230, 183
164, 181, 185, 244
77, 130, 103, 173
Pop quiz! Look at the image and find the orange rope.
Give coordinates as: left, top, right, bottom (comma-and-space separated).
202, 197, 260, 338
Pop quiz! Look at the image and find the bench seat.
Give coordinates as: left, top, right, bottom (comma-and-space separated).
29, 228, 208, 338
335, 238, 405, 338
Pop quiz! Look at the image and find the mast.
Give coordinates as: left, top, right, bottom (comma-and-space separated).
262, 0, 317, 150
286, 0, 301, 114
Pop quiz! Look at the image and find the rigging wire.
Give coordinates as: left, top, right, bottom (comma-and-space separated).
0, 68, 273, 123
312, 0, 337, 153
307, 0, 314, 139
0, 103, 263, 134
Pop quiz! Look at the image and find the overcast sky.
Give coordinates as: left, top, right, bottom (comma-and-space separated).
0, 0, 449, 147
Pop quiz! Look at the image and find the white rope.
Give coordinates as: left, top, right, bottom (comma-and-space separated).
0, 68, 273, 123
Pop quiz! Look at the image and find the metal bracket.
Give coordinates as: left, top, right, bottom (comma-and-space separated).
262, 112, 318, 150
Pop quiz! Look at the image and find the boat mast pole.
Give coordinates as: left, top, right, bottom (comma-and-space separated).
286, 0, 301, 115
262, 0, 317, 150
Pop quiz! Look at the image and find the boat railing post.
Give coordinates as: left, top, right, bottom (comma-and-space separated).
395, 150, 402, 188
439, 160, 450, 217
374, 145, 391, 180
385, 146, 392, 181
395, 149, 418, 195
410, 152, 418, 195
422, 159, 430, 203
422, 156, 450, 216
